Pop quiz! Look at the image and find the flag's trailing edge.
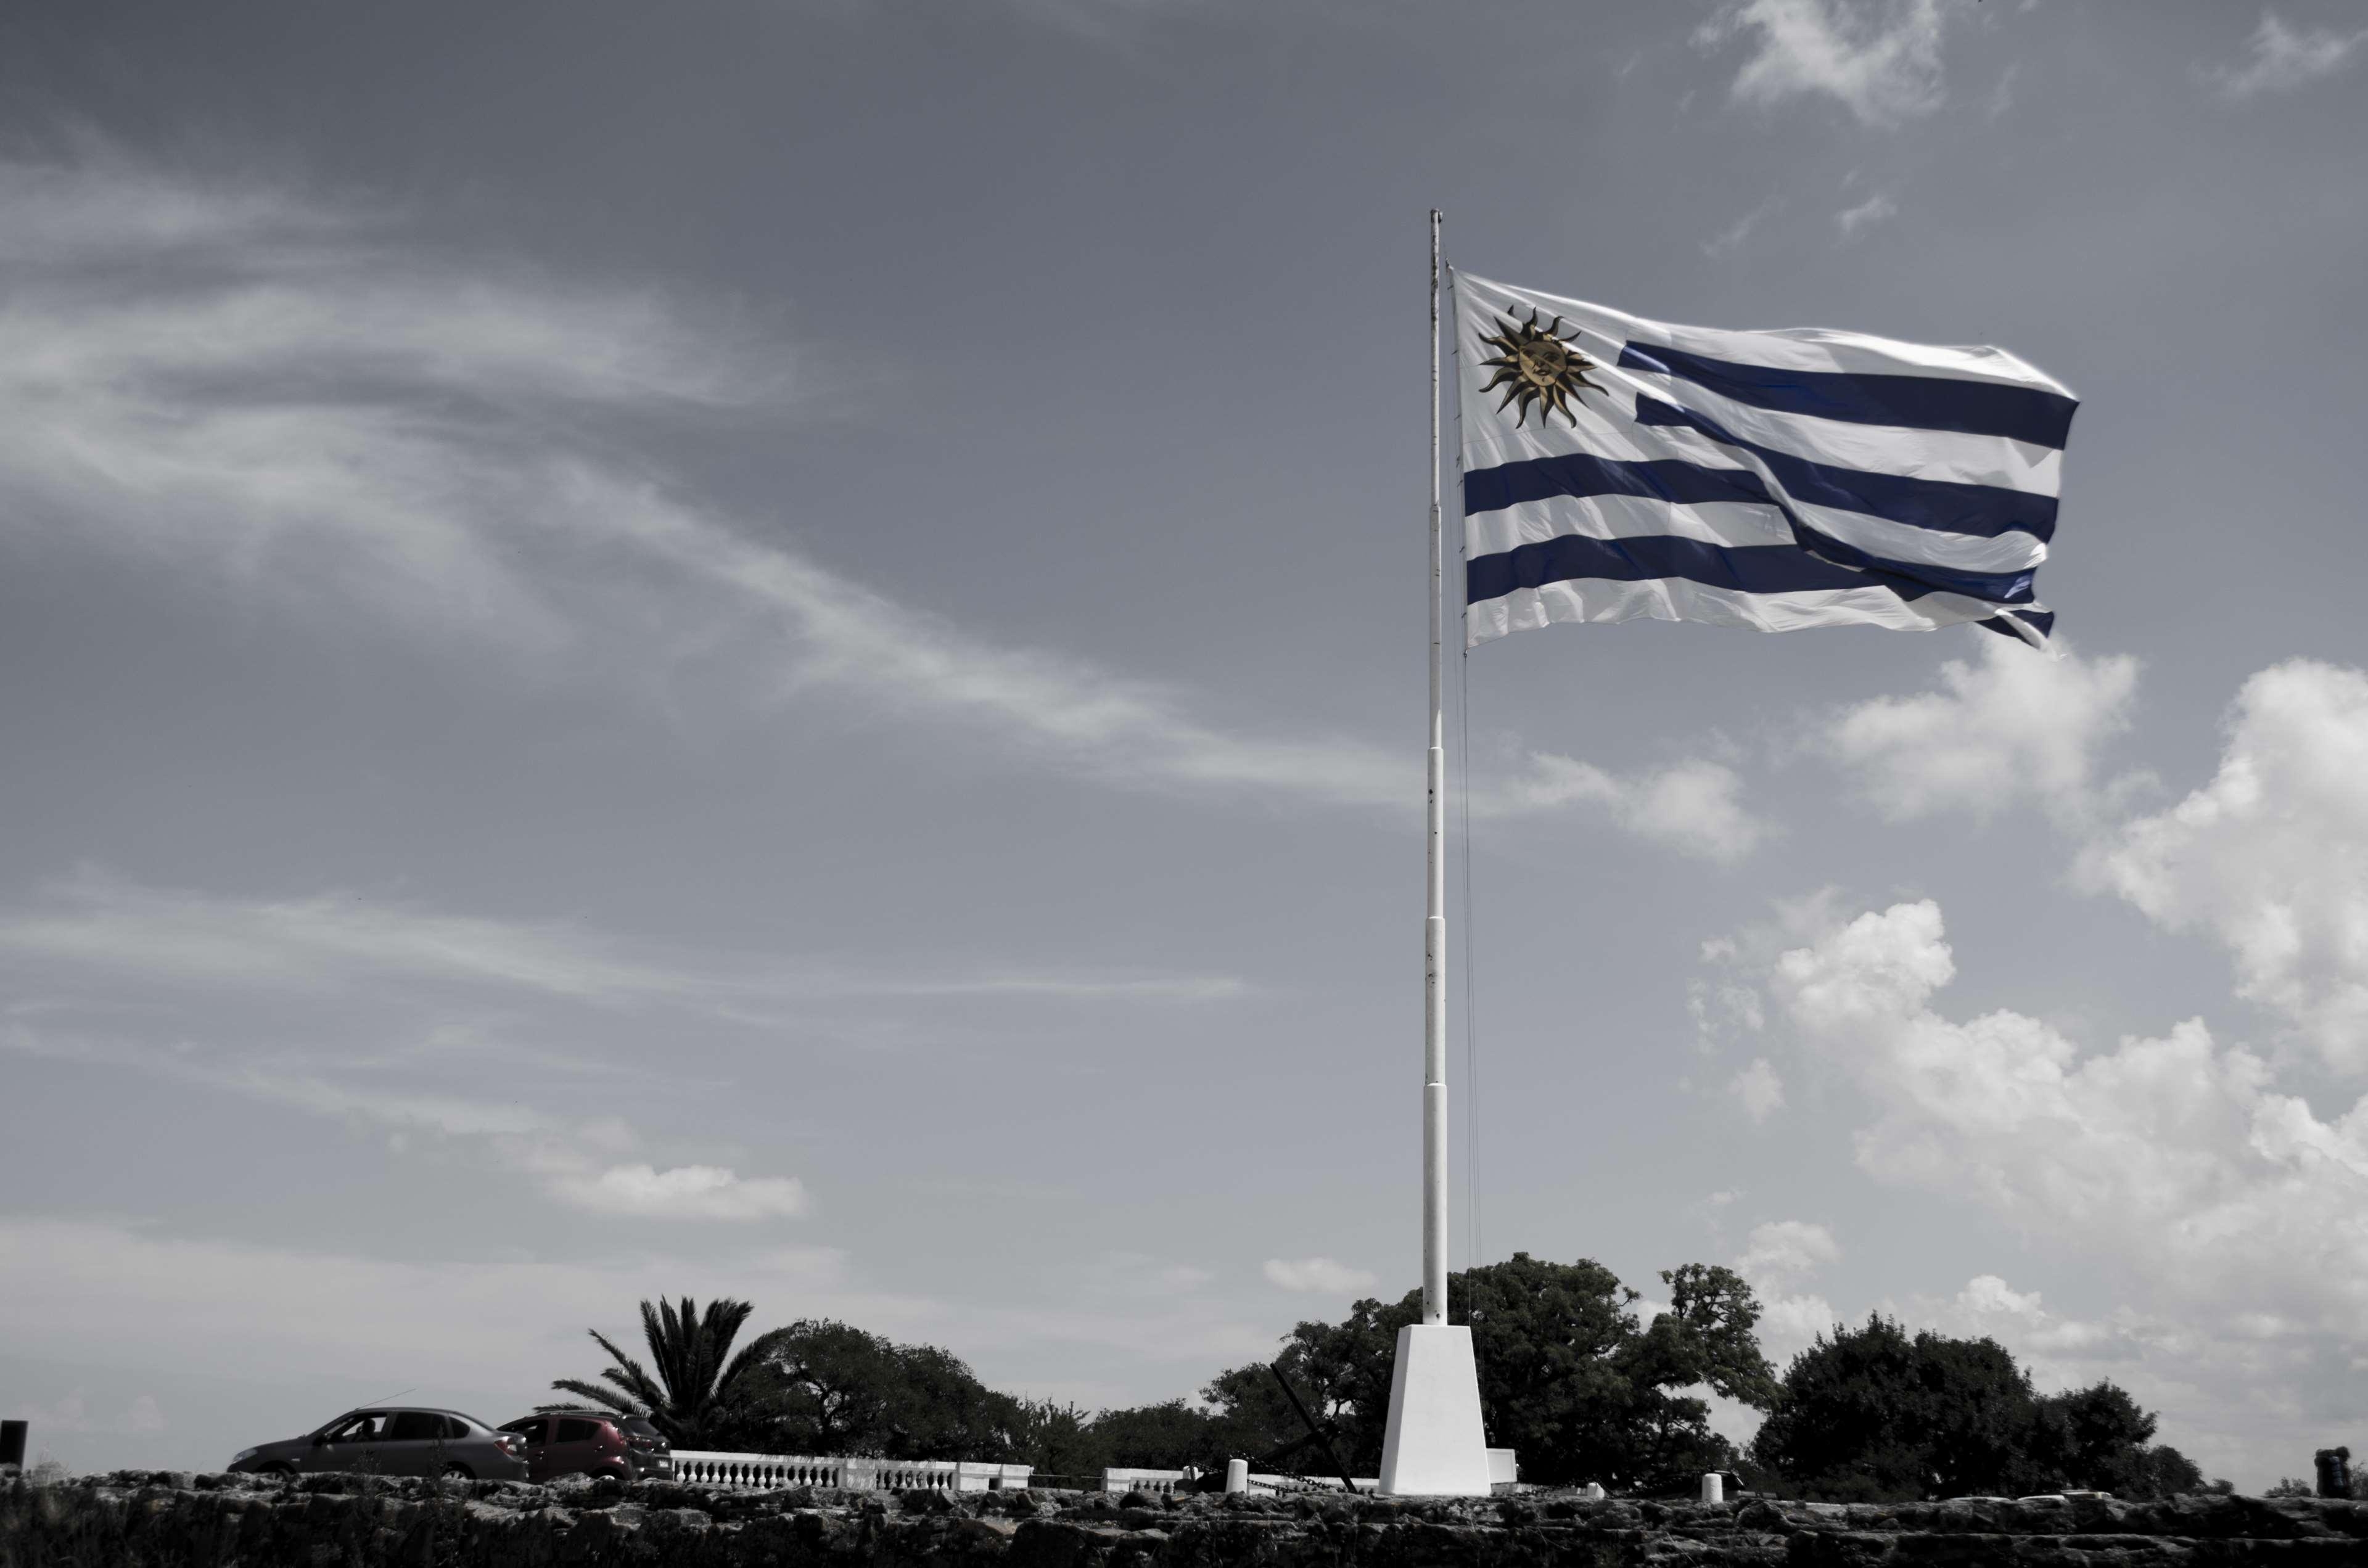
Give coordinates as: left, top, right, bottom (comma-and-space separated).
1453, 271, 2076, 649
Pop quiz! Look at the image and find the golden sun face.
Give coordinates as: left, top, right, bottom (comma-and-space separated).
1478, 309, 1601, 429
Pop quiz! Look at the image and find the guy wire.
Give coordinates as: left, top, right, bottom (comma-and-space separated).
1451, 297, 1481, 1277
1459, 630, 1479, 1276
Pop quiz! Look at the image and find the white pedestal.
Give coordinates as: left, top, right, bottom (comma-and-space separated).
1377, 1323, 1492, 1496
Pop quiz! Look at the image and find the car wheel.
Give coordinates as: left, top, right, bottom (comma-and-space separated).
261, 1463, 297, 1479
441, 1464, 473, 1480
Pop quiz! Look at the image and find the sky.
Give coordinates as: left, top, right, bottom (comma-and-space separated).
2, 0, 2366, 1490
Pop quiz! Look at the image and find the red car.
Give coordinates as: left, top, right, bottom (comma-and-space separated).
496, 1411, 673, 1482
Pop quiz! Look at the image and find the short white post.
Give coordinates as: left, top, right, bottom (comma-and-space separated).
1582, 1482, 1606, 1501
1700, 1472, 1724, 1504
1225, 1459, 1248, 1495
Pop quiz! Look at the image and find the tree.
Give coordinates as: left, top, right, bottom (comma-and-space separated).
549, 1296, 772, 1450
1199, 1254, 1777, 1491
1624, 1265, 1782, 1486
2131, 1443, 2206, 1499
733, 1319, 1025, 1460
1087, 1401, 1225, 1471
1752, 1318, 2197, 1501
1749, 1315, 1935, 1500
1006, 1399, 1104, 1482
2264, 1476, 2316, 1498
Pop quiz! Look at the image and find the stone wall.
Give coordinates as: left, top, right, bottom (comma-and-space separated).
7, 1470, 2368, 1567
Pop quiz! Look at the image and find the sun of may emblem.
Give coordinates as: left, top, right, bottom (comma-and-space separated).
1478, 308, 1601, 428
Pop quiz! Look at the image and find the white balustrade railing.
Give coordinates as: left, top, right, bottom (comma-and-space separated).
668, 1452, 1032, 1493
1100, 1466, 1377, 1496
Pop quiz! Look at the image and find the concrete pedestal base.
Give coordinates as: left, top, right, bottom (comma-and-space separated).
1376, 1323, 1492, 1496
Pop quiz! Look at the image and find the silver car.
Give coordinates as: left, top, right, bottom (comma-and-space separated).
229, 1406, 529, 1480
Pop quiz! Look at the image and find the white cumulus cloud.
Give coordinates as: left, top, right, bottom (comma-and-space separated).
1729, 1057, 1787, 1122
2081, 660, 2368, 1075
1735, 1219, 1840, 1291
1758, 895, 2368, 1466
1820, 638, 2141, 826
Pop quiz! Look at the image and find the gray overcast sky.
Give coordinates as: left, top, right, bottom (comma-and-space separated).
4, 0, 2366, 1488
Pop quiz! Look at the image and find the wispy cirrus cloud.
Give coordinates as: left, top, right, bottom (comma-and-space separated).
0, 150, 1714, 841
2205, 10, 2368, 101
0, 869, 1249, 1008
1835, 191, 1897, 238
2, 1017, 807, 1221
1262, 1256, 1378, 1294
1478, 754, 1770, 863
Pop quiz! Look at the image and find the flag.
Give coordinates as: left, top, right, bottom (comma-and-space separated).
1454, 271, 2076, 649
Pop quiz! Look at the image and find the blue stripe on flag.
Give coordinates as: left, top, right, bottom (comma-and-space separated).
1618, 343, 2078, 449
1463, 452, 1773, 517
1786, 518, 2038, 605
1631, 396, 2057, 541
1466, 533, 1931, 605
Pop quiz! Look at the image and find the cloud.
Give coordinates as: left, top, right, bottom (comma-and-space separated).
1735, 1220, 1839, 1291
1262, 1257, 1379, 1294
1480, 755, 1770, 862
2206, 11, 2368, 101
1728, 1057, 1786, 1122
2080, 660, 2368, 1075
1729, 1220, 1841, 1374
1835, 192, 1897, 238
0, 151, 1653, 833
1819, 639, 2141, 827
3, 1019, 810, 1224
1986, 62, 2021, 119
1756, 897, 2368, 1466
1702, 202, 1775, 260
535, 1162, 809, 1221
1695, 0, 1953, 125
0, 1215, 867, 1393
0, 869, 1248, 1008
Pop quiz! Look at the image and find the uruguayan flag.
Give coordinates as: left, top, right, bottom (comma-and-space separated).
1455, 272, 2075, 648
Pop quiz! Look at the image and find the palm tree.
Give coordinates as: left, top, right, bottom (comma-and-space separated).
548, 1296, 775, 1450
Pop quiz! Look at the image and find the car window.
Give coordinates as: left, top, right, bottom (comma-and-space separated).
620, 1418, 663, 1441
554, 1418, 600, 1443
500, 1418, 549, 1442
441, 1415, 472, 1439
388, 1411, 445, 1442
326, 1411, 388, 1443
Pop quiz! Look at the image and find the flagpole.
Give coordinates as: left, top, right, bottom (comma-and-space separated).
1380, 208, 1489, 1495
1423, 207, 1448, 1329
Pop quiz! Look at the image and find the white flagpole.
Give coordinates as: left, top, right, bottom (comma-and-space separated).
1422, 207, 1449, 1329
1380, 209, 1489, 1495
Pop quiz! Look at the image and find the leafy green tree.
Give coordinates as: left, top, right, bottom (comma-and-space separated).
548, 1296, 771, 1450
2264, 1476, 2316, 1498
